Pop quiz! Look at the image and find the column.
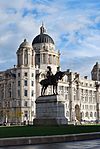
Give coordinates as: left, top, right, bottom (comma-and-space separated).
68, 72, 75, 123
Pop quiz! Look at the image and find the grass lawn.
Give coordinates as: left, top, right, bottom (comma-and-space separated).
0, 125, 100, 138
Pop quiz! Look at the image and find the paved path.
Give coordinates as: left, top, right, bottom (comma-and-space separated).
0, 132, 100, 147
0, 139, 100, 149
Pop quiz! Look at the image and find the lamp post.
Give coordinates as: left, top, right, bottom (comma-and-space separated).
95, 81, 100, 123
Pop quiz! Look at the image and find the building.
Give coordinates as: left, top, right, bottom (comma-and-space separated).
0, 24, 100, 125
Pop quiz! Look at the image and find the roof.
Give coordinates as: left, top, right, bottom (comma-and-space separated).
32, 33, 54, 45
19, 39, 32, 48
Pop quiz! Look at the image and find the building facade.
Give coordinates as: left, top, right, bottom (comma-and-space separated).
0, 24, 100, 124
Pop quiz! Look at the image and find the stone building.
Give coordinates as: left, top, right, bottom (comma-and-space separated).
0, 24, 100, 124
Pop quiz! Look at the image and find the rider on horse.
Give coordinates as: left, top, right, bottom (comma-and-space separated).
46, 66, 53, 84
40, 66, 66, 95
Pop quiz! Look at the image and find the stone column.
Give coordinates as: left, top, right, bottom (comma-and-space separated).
68, 72, 75, 123
75, 82, 81, 123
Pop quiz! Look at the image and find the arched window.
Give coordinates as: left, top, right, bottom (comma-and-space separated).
94, 112, 96, 117
81, 112, 84, 117
90, 112, 93, 117
85, 112, 89, 117
24, 50, 28, 65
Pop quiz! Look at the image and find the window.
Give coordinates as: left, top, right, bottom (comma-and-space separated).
90, 105, 93, 110
65, 87, 68, 92
85, 105, 88, 109
17, 101, 20, 106
81, 89, 83, 95
89, 97, 92, 103
48, 54, 52, 64
18, 73, 20, 77
24, 90, 27, 96
18, 81, 20, 86
32, 73, 34, 77
24, 101, 28, 107
24, 72, 27, 77
85, 112, 89, 117
81, 112, 84, 117
94, 112, 96, 117
31, 90, 34, 96
85, 97, 88, 102
24, 111, 28, 117
24, 50, 28, 65
31, 81, 34, 86
86, 90, 88, 95
86, 83, 88, 86
24, 80, 27, 86
89, 90, 92, 95
90, 112, 93, 117
18, 90, 20, 97
31, 111, 34, 117
81, 82, 83, 85
9, 91, 11, 97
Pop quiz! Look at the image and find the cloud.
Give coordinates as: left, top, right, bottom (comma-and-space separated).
0, 0, 100, 78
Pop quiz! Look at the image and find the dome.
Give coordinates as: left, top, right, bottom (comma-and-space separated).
32, 33, 54, 45
32, 23, 54, 45
19, 39, 32, 48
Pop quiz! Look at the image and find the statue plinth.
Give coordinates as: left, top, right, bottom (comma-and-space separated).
33, 95, 68, 125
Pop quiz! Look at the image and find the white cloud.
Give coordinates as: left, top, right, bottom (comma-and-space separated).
0, 0, 100, 77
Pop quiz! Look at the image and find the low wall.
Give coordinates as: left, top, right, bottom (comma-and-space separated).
0, 132, 100, 147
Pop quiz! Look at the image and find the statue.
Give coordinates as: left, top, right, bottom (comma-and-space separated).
46, 66, 53, 84
40, 66, 66, 96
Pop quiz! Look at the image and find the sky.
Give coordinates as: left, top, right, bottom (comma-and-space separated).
0, 0, 100, 78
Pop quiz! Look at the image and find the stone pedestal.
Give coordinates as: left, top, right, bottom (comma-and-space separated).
34, 95, 68, 125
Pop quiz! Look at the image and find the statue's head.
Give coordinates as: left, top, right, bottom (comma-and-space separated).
47, 66, 51, 71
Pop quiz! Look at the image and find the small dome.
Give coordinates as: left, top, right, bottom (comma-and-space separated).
19, 39, 32, 48
32, 34, 54, 45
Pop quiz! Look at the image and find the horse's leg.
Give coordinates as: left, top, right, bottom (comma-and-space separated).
43, 86, 46, 95
41, 86, 44, 96
53, 85, 55, 94
55, 83, 58, 95
43, 86, 45, 95
43, 85, 48, 95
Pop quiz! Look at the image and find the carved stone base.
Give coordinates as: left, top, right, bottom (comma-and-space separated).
34, 95, 68, 125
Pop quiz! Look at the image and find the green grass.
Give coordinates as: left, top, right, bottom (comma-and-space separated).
0, 125, 100, 138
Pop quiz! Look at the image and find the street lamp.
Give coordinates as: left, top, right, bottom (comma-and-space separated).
95, 81, 100, 123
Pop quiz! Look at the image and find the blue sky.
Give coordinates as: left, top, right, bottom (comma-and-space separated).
0, 0, 100, 78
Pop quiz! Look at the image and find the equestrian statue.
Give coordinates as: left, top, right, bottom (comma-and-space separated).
40, 66, 67, 96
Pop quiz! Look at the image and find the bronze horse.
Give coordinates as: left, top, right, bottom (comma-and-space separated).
40, 71, 66, 96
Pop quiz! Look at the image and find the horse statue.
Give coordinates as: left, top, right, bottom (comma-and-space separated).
40, 71, 66, 96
